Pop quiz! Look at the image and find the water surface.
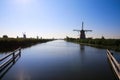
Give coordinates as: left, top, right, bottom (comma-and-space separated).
1, 40, 119, 80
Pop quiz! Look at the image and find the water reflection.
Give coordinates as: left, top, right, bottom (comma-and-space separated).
0, 62, 14, 79
79, 44, 86, 64
0, 52, 21, 79
80, 44, 85, 53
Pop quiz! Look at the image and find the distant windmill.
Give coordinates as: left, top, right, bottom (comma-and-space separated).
23, 32, 26, 39
73, 22, 92, 39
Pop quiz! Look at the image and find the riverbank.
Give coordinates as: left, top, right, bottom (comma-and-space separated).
65, 38, 120, 52
0, 38, 53, 52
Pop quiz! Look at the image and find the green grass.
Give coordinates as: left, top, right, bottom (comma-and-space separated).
0, 38, 53, 52
65, 37, 120, 52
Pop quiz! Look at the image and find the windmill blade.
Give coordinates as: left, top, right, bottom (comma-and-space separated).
84, 30, 92, 32
73, 29, 81, 32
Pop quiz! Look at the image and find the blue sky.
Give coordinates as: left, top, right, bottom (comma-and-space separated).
0, 0, 120, 39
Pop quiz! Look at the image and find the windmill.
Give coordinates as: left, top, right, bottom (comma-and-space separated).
23, 32, 26, 39
73, 22, 92, 39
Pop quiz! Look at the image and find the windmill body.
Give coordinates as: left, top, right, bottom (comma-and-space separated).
80, 30, 86, 39
73, 22, 92, 39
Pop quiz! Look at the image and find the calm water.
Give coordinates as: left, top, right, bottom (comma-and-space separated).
0, 40, 119, 80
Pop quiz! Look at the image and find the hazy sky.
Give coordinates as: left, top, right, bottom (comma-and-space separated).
0, 0, 120, 39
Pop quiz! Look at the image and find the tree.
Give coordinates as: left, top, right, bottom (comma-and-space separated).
3, 35, 8, 38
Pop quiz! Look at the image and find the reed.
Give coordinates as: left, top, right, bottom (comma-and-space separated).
0, 38, 53, 52
65, 37, 120, 52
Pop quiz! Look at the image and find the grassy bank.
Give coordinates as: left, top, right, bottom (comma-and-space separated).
65, 37, 120, 52
0, 38, 53, 52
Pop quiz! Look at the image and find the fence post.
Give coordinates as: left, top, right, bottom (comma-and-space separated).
12, 52, 15, 63
19, 48, 21, 56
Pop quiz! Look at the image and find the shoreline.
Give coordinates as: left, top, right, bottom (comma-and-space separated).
0, 38, 53, 52
65, 38, 120, 52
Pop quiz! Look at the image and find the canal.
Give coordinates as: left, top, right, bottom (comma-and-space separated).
0, 40, 119, 80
